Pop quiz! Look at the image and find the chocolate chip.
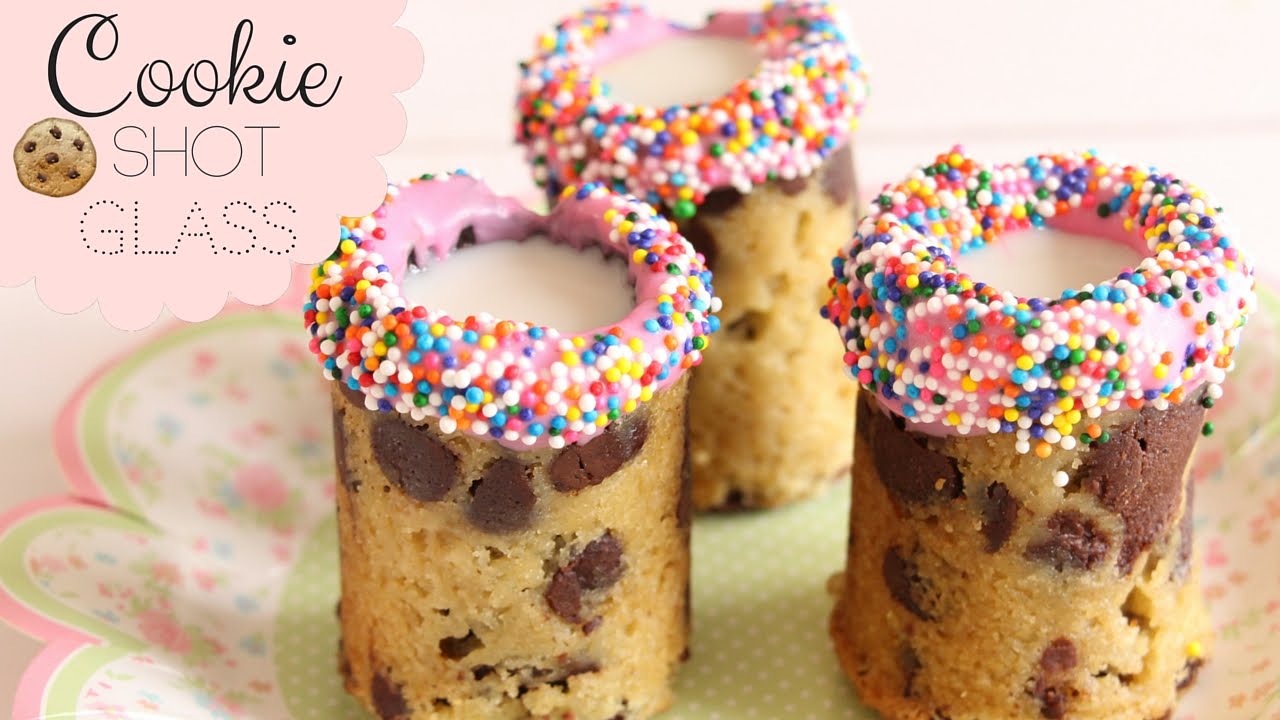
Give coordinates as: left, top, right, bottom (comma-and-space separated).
546, 568, 583, 622
23, 142, 36, 153
371, 416, 459, 503
821, 144, 856, 206
700, 187, 744, 215
883, 547, 933, 620
677, 215, 718, 270
1039, 638, 1078, 674
574, 532, 624, 589
36, 173, 47, 183
468, 458, 537, 533
1174, 475, 1195, 582
982, 482, 1019, 552
457, 225, 477, 249
1035, 682, 1069, 719
73, 138, 85, 151
546, 532, 625, 623
900, 646, 922, 697
340, 383, 367, 408
1026, 510, 1111, 571
859, 396, 963, 505
583, 616, 603, 635
371, 671, 409, 720
472, 665, 494, 681
677, 414, 693, 530
439, 630, 483, 660
45, 153, 60, 165
68, 169, 80, 180
1078, 396, 1204, 573
332, 407, 358, 492
49, 126, 62, 140
1175, 657, 1204, 691
550, 416, 648, 492
778, 174, 809, 196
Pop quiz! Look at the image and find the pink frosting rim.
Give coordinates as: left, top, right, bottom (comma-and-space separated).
515, 1, 869, 219
824, 147, 1257, 454
305, 173, 720, 450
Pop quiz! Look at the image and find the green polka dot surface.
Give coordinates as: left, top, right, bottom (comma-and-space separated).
277, 515, 367, 720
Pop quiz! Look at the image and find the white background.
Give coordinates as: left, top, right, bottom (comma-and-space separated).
2, 0, 1279, 708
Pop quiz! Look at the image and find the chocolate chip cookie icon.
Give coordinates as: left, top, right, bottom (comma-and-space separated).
13, 118, 97, 198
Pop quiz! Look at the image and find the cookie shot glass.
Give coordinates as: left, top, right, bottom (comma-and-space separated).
516, 1, 870, 509
306, 173, 719, 720
823, 148, 1256, 720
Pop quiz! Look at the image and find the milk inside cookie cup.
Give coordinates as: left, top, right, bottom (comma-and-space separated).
595, 33, 762, 108
824, 148, 1256, 720
307, 174, 715, 720
517, 2, 870, 510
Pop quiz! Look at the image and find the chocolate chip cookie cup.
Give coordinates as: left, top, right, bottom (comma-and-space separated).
306, 174, 719, 720
516, 1, 869, 510
822, 149, 1256, 720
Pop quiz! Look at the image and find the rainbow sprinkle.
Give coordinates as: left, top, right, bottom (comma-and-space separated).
305, 173, 720, 450
823, 147, 1257, 455
516, 1, 869, 219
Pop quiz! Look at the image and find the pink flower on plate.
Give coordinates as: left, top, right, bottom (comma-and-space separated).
232, 464, 288, 512
137, 610, 191, 655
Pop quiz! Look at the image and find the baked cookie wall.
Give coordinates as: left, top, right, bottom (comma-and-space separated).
333, 376, 691, 720
830, 391, 1210, 720
679, 145, 859, 510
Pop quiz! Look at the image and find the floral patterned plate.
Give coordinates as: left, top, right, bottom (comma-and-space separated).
2, 295, 1278, 720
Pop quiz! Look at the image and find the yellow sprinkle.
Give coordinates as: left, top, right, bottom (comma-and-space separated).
356, 280, 371, 291
946, 412, 961, 426
603, 209, 618, 224
572, 337, 586, 348
566, 407, 581, 421
1154, 364, 1168, 380
1060, 376, 1076, 391
1015, 356, 1034, 371
339, 239, 357, 255
479, 335, 496, 350
961, 377, 977, 393
680, 130, 699, 146
629, 338, 644, 353
1186, 641, 1203, 658
561, 351, 580, 366
1067, 335, 1081, 350
1003, 408, 1019, 422
373, 342, 387, 357
605, 368, 621, 383
906, 275, 920, 289
640, 386, 654, 402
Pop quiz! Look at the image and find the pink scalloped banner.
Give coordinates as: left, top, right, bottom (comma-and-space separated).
0, 1, 422, 329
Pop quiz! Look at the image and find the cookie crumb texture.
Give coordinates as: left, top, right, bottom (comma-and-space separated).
13, 117, 96, 197
683, 145, 858, 510
831, 391, 1210, 720
333, 376, 691, 720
